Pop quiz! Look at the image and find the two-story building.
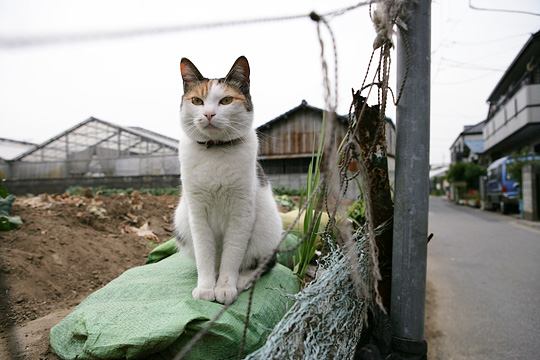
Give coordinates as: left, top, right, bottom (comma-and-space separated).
449, 120, 486, 163
482, 30, 540, 161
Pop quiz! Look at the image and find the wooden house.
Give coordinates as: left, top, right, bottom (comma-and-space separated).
256, 100, 396, 192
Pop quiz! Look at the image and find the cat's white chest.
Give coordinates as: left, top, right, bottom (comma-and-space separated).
178, 131, 257, 192
180, 146, 252, 190
178, 133, 258, 240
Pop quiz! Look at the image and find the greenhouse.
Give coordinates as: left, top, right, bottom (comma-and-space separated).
3, 117, 180, 193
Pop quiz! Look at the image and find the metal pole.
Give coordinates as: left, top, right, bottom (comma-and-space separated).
391, 0, 430, 358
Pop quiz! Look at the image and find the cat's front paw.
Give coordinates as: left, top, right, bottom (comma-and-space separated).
214, 285, 238, 305
192, 287, 215, 301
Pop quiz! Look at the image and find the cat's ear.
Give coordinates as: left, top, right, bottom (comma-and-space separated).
225, 56, 250, 93
180, 58, 205, 92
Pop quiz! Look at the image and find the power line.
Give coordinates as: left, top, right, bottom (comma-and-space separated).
439, 57, 505, 72
0, 1, 373, 49
469, 0, 540, 17
447, 32, 532, 46
434, 71, 494, 85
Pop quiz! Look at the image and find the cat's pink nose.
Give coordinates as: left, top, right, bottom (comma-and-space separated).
204, 113, 216, 121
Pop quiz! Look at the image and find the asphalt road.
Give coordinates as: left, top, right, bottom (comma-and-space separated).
427, 196, 540, 360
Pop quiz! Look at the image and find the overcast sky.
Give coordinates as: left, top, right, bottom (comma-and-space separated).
0, 0, 539, 164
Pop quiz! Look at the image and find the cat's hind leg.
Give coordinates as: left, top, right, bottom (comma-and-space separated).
237, 271, 254, 292
174, 198, 191, 251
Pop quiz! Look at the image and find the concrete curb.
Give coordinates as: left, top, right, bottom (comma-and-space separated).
514, 219, 540, 231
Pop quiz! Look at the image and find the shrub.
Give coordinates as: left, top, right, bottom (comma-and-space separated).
274, 194, 297, 211
347, 199, 366, 227
446, 162, 486, 190
273, 186, 305, 196
507, 157, 540, 189
0, 183, 23, 231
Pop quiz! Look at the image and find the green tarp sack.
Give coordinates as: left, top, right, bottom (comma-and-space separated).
146, 233, 301, 269
50, 252, 299, 359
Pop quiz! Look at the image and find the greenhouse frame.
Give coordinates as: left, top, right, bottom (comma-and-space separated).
2, 118, 180, 193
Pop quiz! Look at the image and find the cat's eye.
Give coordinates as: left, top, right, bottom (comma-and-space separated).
191, 97, 204, 105
219, 96, 233, 105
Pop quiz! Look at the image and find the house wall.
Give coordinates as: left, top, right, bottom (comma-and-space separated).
258, 110, 333, 158
259, 158, 311, 175
267, 173, 308, 191
0, 160, 9, 179
450, 133, 483, 163
386, 122, 396, 157
387, 156, 395, 188
483, 84, 540, 151
259, 111, 395, 159
522, 164, 540, 221
450, 137, 465, 163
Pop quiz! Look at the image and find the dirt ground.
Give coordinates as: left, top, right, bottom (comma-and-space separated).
0, 192, 178, 359
425, 280, 443, 359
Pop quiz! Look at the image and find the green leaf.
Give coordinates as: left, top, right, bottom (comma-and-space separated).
0, 183, 8, 198
0, 215, 22, 231
293, 113, 327, 278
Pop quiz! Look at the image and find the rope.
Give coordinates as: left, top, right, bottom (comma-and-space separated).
311, 10, 371, 305
237, 284, 256, 360
394, 24, 410, 105
329, 0, 414, 315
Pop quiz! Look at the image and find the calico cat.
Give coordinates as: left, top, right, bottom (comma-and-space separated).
174, 56, 282, 305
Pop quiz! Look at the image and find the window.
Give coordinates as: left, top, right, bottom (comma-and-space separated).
259, 157, 312, 174
488, 167, 499, 181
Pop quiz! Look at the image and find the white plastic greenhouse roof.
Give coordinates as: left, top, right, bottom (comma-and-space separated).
13, 117, 179, 162
0, 138, 37, 161
126, 126, 179, 149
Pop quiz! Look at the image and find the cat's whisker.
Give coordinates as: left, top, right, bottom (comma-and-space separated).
222, 126, 234, 142
225, 125, 248, 145
183, 124, 198, 138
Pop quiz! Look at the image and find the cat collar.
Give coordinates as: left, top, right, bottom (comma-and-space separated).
196, 137, 245, 149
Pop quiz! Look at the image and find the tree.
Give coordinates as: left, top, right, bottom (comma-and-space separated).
446, 162, 486, 190
507, 157, 540, 190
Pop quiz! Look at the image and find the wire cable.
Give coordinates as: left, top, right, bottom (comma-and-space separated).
469, 0, 540, 17
0, 1, 374, 49
439, 57, 505, 72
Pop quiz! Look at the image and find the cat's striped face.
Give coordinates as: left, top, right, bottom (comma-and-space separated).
180, 56, 253, 142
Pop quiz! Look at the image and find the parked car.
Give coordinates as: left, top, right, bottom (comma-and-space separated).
484, 155, 540, 214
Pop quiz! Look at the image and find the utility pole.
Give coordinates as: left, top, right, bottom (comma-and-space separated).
391, 0, 430, 359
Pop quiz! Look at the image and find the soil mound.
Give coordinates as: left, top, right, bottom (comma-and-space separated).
0, 192, 178, 359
